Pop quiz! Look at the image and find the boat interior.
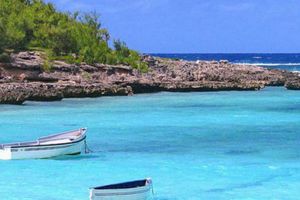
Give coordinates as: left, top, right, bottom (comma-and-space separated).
0, 128, 86, 149
93, 179, 148, 190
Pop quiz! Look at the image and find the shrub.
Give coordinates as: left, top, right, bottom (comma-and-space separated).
0, 53, 11, 63
42, 59, 52, 72
0, 0, 147, 72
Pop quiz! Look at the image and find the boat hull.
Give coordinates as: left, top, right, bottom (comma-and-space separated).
0, 137, 86, 160
90, 183, 152, 200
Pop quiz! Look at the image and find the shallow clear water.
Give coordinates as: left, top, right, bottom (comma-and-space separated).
1, 87, 300, 200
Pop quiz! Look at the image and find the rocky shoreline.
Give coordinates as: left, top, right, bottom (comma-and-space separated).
0, 52, 299, 104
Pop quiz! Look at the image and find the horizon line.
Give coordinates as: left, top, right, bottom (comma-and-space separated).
146, 52, 300, 54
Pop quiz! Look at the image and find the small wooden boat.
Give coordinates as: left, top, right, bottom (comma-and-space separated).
89, 178, 153, 200
0, 128, 87, 160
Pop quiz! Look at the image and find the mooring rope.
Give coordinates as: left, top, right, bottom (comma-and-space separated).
148, 179, 154, 196
84, 140, 93, 153
152, 185, 155, 195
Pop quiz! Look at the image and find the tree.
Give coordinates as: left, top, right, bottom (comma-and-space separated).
114, 39, 130, 57
0, 0, 148, 71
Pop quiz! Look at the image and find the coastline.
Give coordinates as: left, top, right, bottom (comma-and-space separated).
0, 51, 299, 105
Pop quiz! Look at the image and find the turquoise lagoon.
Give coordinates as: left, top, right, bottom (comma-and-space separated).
1, 87, 300, 200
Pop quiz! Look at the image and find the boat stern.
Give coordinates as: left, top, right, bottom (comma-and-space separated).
0, 148, 12, 160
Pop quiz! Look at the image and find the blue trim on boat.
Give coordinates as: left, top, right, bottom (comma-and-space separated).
93, 179, 148, 190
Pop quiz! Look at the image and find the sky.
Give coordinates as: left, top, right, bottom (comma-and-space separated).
45, 0, 300, 53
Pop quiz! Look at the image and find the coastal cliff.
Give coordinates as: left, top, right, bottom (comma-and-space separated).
0, 51, 299, 104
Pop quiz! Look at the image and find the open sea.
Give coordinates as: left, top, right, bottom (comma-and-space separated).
1, 54, 300, 200
152, 53, 300, 71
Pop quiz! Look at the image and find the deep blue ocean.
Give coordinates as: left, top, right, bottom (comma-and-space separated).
1, 54, 300, 200
152, 53, 300, 71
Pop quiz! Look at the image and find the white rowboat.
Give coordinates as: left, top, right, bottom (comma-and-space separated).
0, 128, 87, 160
90, 178, 153, 200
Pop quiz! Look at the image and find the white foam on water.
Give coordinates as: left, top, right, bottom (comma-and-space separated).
234, 63, 300, 66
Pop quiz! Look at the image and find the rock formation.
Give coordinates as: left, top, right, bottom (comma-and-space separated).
0, 51, 299, 104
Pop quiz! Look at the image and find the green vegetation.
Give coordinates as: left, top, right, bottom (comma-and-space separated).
42, 58, 52, 72
0, 0, 148, 72
0, 52, 10, 63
